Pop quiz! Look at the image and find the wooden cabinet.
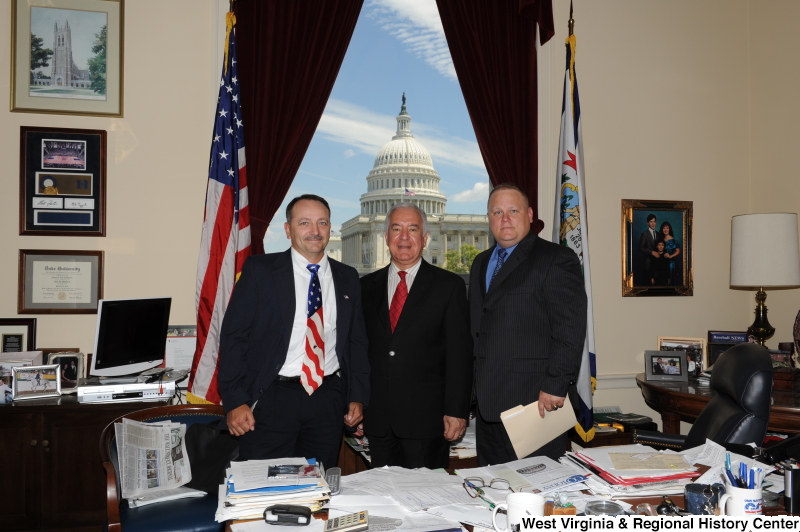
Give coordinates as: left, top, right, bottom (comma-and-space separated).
0, 396, 166, 532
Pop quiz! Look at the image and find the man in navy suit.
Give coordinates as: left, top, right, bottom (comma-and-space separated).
218, 194, 370, 468
360, 203, 473, 469
638, 213, 660, 284
469, 184, 587, 464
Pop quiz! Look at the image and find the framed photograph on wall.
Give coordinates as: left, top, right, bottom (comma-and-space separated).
46, 352, 85, 392
0, 318, 37, 352
18, 249, 103, 314
645, 350, 689, 382
10, 0, 124, 117
20, 126, 106, 236
11, 364, 61, 400
658, 336, 707, 376
622, 199, 693, 297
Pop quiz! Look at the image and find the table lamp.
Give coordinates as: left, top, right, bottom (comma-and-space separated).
730, 213, 800, 347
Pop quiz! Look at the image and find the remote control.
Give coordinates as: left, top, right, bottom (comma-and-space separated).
324, 511, 368, 532
326, 466, 341, 495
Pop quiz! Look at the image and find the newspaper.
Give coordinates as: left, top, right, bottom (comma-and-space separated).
115, 418, 192, 500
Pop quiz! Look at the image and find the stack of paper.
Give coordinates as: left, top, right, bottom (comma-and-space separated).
561, 444, 700, 497
457, 455, 588, 500
215, 458, 331, 522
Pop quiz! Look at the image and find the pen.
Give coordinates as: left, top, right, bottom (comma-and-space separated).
749, 469, 755, 489
726, 469, 738, 487
464, 480, 496, 509
726, 453, 732, 472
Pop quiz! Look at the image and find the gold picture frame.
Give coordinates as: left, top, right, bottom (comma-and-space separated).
10, 0, 124, 117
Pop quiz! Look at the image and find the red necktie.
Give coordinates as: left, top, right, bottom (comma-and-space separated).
389, 271, 408, 333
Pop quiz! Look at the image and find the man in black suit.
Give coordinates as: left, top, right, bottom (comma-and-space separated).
360, 203, 473, 469
218, 194, 370, 468
469, 183, 587, 465
638, 214, 660, 284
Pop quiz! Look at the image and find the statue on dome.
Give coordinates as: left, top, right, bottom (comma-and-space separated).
402, 92, 406, 106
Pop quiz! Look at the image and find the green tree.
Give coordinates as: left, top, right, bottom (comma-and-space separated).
444, 244, 480, 274
30, 34, 53, 83
88, 25, 107, 95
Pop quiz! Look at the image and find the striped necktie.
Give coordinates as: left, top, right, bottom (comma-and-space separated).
488, 248, 508, 289
389, 271, 408, 333
300, 264, 324, 395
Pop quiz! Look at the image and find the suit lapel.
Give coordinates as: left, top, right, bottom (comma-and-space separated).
273, 250, 295, 339
484, 232, 538, 305
329, 260, 351, 347
480, 248, 491, 296
372, 266, 392, 336
393, 259, 432, 335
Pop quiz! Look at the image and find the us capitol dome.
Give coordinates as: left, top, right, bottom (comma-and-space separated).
339, 96, 490, 274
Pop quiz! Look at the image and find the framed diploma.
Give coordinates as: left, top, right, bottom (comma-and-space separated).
0, 318, 37, 352
18, 250, 104, 314
19, 126, 107, 236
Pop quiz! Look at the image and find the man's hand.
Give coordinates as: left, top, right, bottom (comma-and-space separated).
651, 251, 660, 258
443, 416, 467, 441
353, 423, 364, 437
345, 402, 364, 428
537, 391, 566, 419
226, 404, 256, 436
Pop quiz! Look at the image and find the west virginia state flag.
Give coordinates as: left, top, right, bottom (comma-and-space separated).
552, 33, 597, 442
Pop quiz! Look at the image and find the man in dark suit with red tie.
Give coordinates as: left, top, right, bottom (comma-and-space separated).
218, 195, 370, 468
469, 184, 587, 464
360, 203, 473, 469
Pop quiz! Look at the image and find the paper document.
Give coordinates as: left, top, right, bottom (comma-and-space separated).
500, 396, 576, 459
608, 452, 691, 471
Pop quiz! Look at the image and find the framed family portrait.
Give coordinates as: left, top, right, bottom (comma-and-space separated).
46, 352, 85, 392
0, 318, 37, 352
644, 350, 689, 382
658, 336, 707, 376
622, 199, 693, 297
10, 0, 124, 117
18, 249, 104, 314
19, 126, 106, 236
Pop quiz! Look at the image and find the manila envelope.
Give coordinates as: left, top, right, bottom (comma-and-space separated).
500, 395, 576, 459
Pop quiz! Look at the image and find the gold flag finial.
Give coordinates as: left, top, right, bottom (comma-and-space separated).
224, 11, 236, 76
568, 0, 574, 36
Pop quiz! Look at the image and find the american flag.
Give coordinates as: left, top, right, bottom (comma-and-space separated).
188, 17, 251, 405
404, 188, 416, 196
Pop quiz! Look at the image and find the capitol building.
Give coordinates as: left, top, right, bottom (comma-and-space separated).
338, 99, 490, 275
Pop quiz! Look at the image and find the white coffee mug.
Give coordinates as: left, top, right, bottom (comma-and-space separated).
492, 492, 545, 532
719, 484, 762, 516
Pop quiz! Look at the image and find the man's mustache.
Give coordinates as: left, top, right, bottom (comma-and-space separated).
304, 235, 324, 241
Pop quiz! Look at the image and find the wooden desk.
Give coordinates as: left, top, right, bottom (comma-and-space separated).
0, 395, 168, 532
636, 373, 800, 434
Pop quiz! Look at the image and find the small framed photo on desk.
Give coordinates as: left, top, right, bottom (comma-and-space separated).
645, 350, 689, 382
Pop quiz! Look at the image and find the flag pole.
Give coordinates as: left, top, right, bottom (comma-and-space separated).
568, 0, 574, 36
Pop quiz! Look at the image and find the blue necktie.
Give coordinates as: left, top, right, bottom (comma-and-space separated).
489, 248, 507, 288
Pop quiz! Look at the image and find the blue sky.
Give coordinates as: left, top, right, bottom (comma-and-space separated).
262, 0, 490, 252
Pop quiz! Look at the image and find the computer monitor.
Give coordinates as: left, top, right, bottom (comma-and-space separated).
89, 297, 172, 377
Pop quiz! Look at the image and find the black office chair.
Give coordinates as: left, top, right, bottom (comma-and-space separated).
633, 343, 773, 451
100, 404, 232, 532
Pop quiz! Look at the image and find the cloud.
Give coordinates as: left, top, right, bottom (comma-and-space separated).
451, 182, 490, 203
316, 99, 486, 173
366, 0, 456, 80
344, 149, 356, 158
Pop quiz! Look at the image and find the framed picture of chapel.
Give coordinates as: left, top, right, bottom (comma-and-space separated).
19, 126, 106, 236
10, 0, 124, 117
622, 199, 693, 297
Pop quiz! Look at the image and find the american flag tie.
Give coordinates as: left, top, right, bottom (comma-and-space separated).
389, 271, 408, 333
301, 264, 325, 395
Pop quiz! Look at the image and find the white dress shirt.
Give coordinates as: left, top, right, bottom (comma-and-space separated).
387, 258, 422, 308
280, 248, 339, 377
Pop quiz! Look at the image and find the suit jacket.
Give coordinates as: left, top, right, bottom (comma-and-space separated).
468, 231, 587, 422
639, 229, 658, 270
360, 259, 473, 439
218, 250, 370, 414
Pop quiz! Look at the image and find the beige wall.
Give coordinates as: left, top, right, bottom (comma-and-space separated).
747, 0, 800, 347
1, 1, 795, 430
0, 0, 218, 351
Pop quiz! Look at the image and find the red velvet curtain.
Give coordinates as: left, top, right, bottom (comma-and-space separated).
234, 0, 364, 254
435, 0, 554, 232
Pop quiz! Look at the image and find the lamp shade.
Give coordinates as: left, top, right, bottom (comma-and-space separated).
730, 213, 800, 288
